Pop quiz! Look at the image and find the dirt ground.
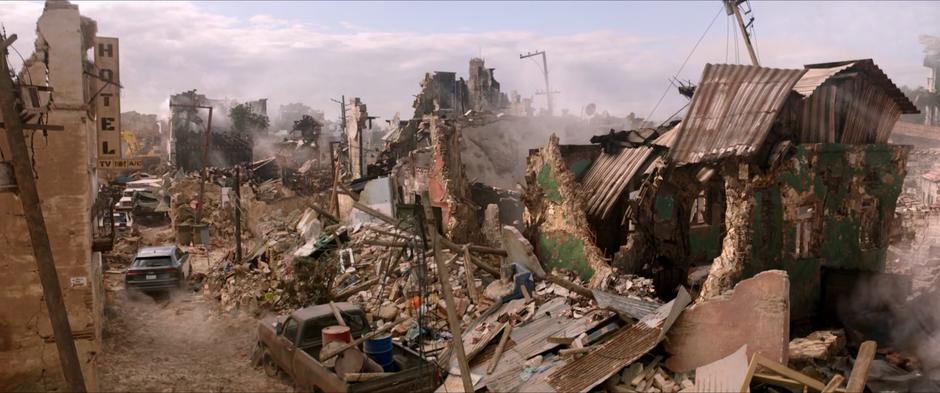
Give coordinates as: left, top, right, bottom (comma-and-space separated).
96, 223, 290, 392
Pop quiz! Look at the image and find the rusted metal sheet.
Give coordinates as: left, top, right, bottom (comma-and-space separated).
652, 128, 678, 149
581, 146, 657, 220
669, 64, 806, 165
796, 60, 911, 144
593, 290, 662, 320
923, 166, 940, 182
799, 59, 918, 114
546, 288, 691, 393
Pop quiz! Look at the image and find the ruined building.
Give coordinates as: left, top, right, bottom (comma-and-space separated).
170, 90, 267, 172
527, 59, 918, 322
0, 2, 106, 390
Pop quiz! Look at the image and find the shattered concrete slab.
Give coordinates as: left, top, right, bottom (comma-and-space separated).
501, 225, 546, 278
524, 134, 612, 288
665, 270, 790, 373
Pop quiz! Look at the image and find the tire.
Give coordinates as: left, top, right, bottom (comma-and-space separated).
261, 348, 279, 377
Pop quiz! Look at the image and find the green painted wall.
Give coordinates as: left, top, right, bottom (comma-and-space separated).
537, 232, 594, 281
741, 144, 907, 320
688, 225, 722, 263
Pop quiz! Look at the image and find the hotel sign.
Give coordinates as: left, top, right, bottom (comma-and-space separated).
94, 36, 121, 164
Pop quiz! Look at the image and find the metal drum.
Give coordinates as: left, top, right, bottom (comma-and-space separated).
363, 333, 396, 372
321, 325, 352, 347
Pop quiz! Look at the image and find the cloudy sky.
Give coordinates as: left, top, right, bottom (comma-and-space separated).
3, 1, 940, 123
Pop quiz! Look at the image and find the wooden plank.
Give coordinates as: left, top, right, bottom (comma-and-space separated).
822, 374, 845, 393
329, 301, 347, 327
421, 191, 473, 393
463, 245, 478, 304
739, 353, 760, 393
487, 322, 513, 374
751, 353, 827, 392
0, 122, 65, 131
846, 340, 876, 392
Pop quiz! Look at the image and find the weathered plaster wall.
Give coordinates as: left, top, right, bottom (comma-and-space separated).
525, 135, 611, 287
428, 116, 478, 243
0, 2, 101, 390
701, 144, 909, 320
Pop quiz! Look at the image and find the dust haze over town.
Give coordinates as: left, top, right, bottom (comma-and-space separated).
3, 1, 940, 392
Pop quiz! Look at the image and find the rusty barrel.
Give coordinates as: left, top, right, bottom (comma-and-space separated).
322, 325, 352, 347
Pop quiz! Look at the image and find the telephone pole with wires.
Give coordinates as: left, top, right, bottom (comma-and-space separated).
724, 0, 759, 66
0, 32, 87, 392
520, 50, 559, 116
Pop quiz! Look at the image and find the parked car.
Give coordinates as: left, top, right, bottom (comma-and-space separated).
254, 302, 439, 393
124, 245, 191, 291
114, 196, 134, 211
113, 211, 133, 233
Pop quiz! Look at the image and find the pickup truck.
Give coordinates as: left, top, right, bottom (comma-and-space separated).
254, 302, 440, 393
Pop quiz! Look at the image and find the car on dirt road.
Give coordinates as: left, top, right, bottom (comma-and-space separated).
253, 302, 439, 393
124, 245, 191, 291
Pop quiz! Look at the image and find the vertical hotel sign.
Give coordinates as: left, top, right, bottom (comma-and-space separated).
94, 37, 121, 162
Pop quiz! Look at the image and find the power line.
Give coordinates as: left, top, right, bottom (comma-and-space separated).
644, 4, 723, 123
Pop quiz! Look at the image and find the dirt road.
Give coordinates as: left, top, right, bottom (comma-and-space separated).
96, 225, 289, 392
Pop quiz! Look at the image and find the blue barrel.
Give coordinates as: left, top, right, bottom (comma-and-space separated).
363, 334, 396, 372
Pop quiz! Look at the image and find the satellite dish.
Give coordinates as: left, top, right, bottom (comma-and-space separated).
584, 103, 597, 117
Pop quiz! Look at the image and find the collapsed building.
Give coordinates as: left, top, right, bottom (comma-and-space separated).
528, 59, 917, 323
0, 2, 108, 390
170, 90, 268, 172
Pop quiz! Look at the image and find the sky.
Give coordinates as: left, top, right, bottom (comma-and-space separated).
3, 1, 940, 124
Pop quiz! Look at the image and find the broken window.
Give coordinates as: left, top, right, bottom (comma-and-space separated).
690, 190, 709, 226
859, 199, 880, 249
794, 205, 815, 258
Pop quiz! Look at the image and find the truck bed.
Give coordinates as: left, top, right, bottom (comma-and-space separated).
293, 341, 439, 393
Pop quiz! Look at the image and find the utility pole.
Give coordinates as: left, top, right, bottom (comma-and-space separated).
0, 33, 88, 392
520, 50, 559, 116
169, 103, 213, 224
724, 0, 759, 66
233, 165, 242, 263
331, 95, 347, 136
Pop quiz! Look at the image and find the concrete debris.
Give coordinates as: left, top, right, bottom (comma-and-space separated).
789, 330, 846, 369
665, 270, 790, 373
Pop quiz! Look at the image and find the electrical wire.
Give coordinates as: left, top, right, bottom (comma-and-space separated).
644, 4, 724, 123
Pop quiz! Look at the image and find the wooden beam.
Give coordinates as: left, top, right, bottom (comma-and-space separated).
846, 341, 876, 392
822, 374, 845, 393
0, 38, 86, 392
463, 245, 478, 304
329, 301, 347, 327
421, 191, 474, 393
487, 322, 513, 374
319, 317, 399, 362
0, 123, 65, 131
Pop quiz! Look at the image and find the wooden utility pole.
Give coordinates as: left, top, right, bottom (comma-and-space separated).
419, 191, 473, 392
725, 0, 759, 66
233, 165, 242, 262
169, 103, 213, 224
0, 33, 87, 392
520, 50, 558, 116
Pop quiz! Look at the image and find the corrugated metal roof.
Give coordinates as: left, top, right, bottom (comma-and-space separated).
923, 166, 940, 182
792, 63, 854, 96
581, 146, 658, 220
669, 64, 807, 165
651, 128, 678, 148
799, 59, 918, 114
546, 289, 690, 393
